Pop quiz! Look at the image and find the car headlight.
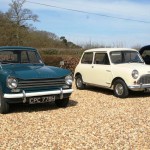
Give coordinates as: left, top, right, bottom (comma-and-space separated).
132, 70, 139, 79
65, 75, 73, 85
7, 77, 18, 89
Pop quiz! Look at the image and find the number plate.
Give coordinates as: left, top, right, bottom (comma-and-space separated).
29, 96, 55, 104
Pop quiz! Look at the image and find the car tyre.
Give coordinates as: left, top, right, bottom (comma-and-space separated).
55, 98, 69, 108
0, 91, 9, 114
113, 79, 129, 98
75, 75, 85, 90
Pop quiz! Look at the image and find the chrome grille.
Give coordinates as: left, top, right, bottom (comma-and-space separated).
137, 75, 150, 84
18, 78, 65, 88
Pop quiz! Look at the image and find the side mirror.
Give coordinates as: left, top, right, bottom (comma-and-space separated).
60, 61, 64, 68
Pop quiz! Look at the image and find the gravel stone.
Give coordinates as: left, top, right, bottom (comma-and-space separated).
0, 84, 150, 149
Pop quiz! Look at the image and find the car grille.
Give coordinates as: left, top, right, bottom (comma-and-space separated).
17, 78, 66, 88
137, 75, 150, 84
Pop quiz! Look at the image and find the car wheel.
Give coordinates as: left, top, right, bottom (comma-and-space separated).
55, 98, 69, 108
113, 79, 129, 98
0, 91, 9, 114
75, 75, 85, 89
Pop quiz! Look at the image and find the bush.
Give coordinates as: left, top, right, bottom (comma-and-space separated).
40, 48, 82, 72
42, 55, 63, 67
62, 56, 80, 73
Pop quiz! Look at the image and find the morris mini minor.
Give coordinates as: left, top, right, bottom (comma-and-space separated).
74, 48, 150, 98
0, 46, 73, 114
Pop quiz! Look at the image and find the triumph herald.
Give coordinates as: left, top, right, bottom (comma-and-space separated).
0, 46, 73, 114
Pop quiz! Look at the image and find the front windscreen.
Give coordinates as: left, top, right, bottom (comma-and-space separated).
110, 51, 144, 64
0, 50, 43, 64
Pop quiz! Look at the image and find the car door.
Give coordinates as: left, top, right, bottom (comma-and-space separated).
79, 52, 94, 83
91, 52, 113, 87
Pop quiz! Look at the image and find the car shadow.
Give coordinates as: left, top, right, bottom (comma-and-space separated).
10, 99, 78, 114
128, 91, 150, 98
85, 85, 150, 99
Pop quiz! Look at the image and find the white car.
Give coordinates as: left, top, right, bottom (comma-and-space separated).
74, 48, 150, 98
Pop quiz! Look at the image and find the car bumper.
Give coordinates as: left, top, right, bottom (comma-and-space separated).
128, 84, 150, 91
4, 88, 73, 101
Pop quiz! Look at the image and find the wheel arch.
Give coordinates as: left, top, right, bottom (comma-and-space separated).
75, 72, 82, 78
74, 72, 86, 84
111, 77, 127, 88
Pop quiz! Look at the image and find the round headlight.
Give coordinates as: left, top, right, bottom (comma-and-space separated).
132, 70, 139, 79
65, 75, 73, 85
7, 77, 18, 89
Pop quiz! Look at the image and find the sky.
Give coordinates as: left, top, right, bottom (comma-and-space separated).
0, 0, 150, 47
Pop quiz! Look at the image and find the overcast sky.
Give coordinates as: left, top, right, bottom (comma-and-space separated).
1, 0, 150, 47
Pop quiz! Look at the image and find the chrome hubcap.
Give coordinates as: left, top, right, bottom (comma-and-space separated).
115, 84, 124, 96
77, 78, 82, 87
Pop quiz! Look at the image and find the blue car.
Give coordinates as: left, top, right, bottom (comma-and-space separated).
0, 46, 73, 114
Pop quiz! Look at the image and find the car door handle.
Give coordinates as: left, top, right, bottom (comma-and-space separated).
106, 70, 111, 72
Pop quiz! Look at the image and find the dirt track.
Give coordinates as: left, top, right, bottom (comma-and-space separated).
0, 84, 150, 149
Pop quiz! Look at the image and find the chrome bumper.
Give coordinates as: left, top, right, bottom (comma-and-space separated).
4, 89, 73, 100
128, 84, 150, 91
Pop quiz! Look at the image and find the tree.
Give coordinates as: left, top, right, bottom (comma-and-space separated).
0, 12, 17, 46
60, 36, 68, 46
6, 0, 38, 45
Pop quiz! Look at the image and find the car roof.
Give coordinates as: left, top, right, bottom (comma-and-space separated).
0, 46, 36, 51
84, 48, 137, 53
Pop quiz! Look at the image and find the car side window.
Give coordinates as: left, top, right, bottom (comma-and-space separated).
81, 52, 93, 64
110, 52, 122, 64
0, 51, 18, 63
94, 53, 110, 65
21, 51, 29, 63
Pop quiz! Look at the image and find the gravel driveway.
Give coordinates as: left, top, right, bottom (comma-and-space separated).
0, 84, 150, 149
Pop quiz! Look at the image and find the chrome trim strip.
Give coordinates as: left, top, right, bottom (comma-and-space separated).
128, 84, 150, 89
4, 89, 73, 99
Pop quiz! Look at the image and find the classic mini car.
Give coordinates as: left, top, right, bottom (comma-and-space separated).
0, 46, 73, 114
74, 48, 150, 98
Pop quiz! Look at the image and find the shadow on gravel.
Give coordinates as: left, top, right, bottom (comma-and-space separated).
128, 91, 150, 99
85, 85, 150, 99
10, 100, 78, 114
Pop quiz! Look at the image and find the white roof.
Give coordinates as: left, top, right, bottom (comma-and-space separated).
84, 48, 137, 53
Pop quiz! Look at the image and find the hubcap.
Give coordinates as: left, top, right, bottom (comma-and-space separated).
115, 83, 124, 96
76, 78, 82, 87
